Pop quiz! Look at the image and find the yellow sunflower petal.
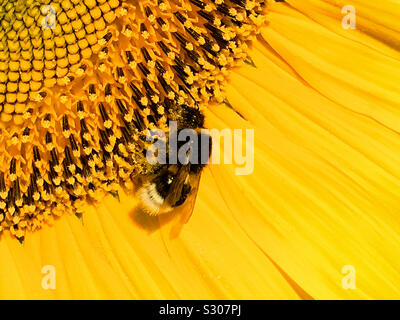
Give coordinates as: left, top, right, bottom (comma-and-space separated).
283, 0, 400, 52
204, 2, 400, 299
261, 3, 400, 131
0, 177, 302, 299
0, 0, 399, 301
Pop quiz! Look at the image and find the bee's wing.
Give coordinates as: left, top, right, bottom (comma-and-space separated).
169, 171, 202, 238
163, 164, 190, 208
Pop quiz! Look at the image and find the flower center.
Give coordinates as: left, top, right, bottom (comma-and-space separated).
0, 0, 119, 126
0, 0, 265, 240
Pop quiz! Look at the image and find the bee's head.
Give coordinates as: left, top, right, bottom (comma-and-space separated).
136, 131, 211, 216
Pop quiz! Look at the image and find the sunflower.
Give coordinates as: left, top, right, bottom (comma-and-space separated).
0, 0, 399, 299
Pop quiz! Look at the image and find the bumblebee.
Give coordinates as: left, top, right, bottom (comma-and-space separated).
135, 106, 211, 220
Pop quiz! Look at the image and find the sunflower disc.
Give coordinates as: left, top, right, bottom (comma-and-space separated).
0, 0, 266, 239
